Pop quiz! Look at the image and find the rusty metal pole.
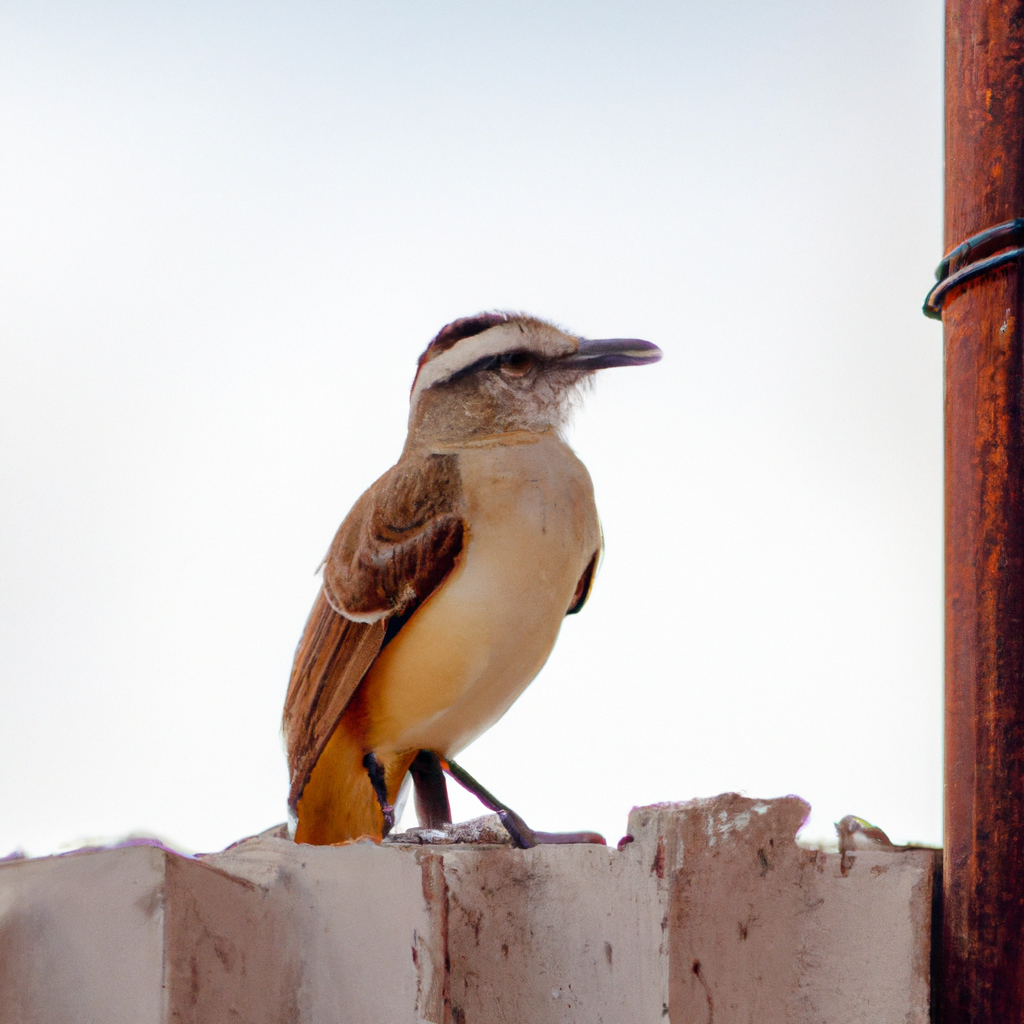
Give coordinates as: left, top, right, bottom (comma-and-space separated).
942, 2, 1024, 1019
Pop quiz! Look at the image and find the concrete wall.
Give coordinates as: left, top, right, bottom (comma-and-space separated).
0, 794, 937, 1023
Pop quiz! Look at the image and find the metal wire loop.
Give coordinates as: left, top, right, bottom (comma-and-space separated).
923, 217, 1024, 319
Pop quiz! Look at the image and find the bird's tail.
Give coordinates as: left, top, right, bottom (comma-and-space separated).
294, 717, 413, 845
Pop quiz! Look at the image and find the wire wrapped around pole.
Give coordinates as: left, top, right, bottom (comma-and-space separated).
923, 218, 1024, 318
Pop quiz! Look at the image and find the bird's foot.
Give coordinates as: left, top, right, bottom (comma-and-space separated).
440, 757, 606, 850
526, 828, 607, 846
384, 814, 512, 846
499, 808, 605, 847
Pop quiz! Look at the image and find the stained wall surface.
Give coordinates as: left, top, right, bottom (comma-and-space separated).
0, 795, 936, 1023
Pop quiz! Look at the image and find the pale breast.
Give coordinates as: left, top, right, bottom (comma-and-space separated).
358, 432, 600, 757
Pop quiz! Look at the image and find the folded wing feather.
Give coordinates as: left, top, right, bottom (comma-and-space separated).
283, 453, 465, 811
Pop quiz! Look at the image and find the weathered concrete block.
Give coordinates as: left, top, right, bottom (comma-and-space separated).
0, 839, 438, 1024
0, 796, 937, 1023
0, 844, 166, 1024
0, 842, 306, 1024
438, 843, 667, 1021
202, 835, 445, 1024
161, 846, 300, 1023
631, 796, 935, 1024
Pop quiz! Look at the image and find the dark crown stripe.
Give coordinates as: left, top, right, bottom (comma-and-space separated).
418, 313, 510, 366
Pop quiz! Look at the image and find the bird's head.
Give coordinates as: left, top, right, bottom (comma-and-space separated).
407, 312, 661, 445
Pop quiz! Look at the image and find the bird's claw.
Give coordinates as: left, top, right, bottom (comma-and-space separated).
497, 808, 536, 849
441, 756, 605, 849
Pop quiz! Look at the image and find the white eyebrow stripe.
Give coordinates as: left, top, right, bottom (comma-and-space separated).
410, 322, 577, 403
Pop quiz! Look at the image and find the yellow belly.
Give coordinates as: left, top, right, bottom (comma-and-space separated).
294, 432, 600, 845
356, 433, 599, 756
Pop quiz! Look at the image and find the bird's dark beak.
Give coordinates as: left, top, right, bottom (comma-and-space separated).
562, 337, 663, 370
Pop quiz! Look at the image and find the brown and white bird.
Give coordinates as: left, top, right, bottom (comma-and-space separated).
283, 312, 661, 847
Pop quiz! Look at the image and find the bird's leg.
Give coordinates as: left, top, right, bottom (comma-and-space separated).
440, 758, 534, 847
362, 751, 395, 838
409, 750, 452, 830
441, 758, 606, 849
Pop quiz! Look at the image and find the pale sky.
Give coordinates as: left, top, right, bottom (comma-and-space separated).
0, 1, 944, 856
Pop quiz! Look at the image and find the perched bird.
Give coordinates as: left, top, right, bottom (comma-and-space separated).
283, 312, 661, 846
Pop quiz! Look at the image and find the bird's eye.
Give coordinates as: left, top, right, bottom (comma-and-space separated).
498, 351, 536, 377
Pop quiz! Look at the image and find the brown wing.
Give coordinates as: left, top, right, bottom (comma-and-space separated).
283, 593, 386, 811
283, 452, 464, 811
322, 452, 464, 621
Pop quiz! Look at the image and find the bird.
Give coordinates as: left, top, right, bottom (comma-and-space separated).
282, 312, 661, 847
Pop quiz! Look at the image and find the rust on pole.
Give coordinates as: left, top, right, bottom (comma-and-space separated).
942, 1, 1024, 1018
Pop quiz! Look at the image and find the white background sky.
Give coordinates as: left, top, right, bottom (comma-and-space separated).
0, 1, 944, 856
